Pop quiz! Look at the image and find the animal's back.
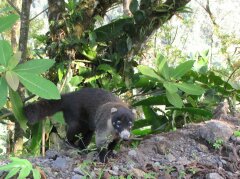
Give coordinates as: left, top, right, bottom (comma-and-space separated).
61, 88, 122, 129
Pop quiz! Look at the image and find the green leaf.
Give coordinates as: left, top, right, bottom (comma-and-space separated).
16, 72, 60, 99
18, 167, 31, 179
32, 168, 41, 179
0, 77, 8, 109
29, 123, 42, 154
0, 163, 19, 171
5, 168, 20, 179
156, 54, 170, 79
5, 71, 19, 91
0, 14, 19, 33
175, 83, 205, 95
166, 91, 183, 108
133, 96, 170, 106
172, 60, 194, 79
138, 65, 163, 81
51, 112, 65, 125
0, 66, 6, 73
8, 51, 21, 70
163, 82, 178, 94
13, 59, 55, 74
0, 40, 13, 66
9, 89, 28, 131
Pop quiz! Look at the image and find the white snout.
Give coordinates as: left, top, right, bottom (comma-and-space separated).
120, 129, 130, 139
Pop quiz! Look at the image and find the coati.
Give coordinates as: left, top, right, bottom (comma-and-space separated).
24, 88, 135, 163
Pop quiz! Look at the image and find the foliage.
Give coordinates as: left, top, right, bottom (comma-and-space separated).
233, 131, 240, 137
212, 139, 224, 150
0, 10, 60, 153
0, 157, 41, 179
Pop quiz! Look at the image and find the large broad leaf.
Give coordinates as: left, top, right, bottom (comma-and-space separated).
8, 51, 21, 70
0, 14, 19, 33
163, 82, 178, 94
0, 77, 8, 109
13, 59, 55, 74
5, 71, 19, 91
16, 72, 60, 99
175, 83, 205, 95
166, 91, 183, 108
156, 54, 170, 80
133, 95, 170, 106
32, 169, 41, 179
138, 65, 163, 82
5, 168, 20, 179
29, 123, 42, 154
172, 60, 195, 79
9, 89, 28, 131
0, 40, 13, 66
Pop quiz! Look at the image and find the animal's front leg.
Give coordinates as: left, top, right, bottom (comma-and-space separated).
123, 0, 132, 16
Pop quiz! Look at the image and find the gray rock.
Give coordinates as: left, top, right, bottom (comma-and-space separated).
52, 157, 69, 170
71, 174, 84, 179
73, 167, 84, 175
128, 149, 137, 157
112, 165, 119, 173
206, 172, 224, 179
166, 153, 176, 162
197, 120, 233, 143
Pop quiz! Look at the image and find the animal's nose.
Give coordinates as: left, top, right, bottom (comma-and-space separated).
120, 129, 130, 139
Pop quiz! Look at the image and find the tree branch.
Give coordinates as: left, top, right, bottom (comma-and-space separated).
6, 0, 21, 15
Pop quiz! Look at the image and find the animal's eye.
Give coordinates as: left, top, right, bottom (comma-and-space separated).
129, 121, 133, 126
117, 120, 121, 124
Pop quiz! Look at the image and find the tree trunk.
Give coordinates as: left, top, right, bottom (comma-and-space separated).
18, 0, 32, 61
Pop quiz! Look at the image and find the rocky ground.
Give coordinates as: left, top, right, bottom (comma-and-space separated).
1, 117, 240, 178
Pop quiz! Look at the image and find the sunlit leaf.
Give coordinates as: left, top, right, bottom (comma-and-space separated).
18, 167, 31, 179
0, 14, 19, 33
0, 66, 6, 73
13, 59, 55, 74
5, 168, 20, 179
0, 77, 8, 109
5, 71, 19, 91
0, 40, 13, 66
175, 83, 205, 95
172, 60, 194, 79
8, 51, 21, 70
138, 65, 163, 82
16, 72, 60, 99
166, 91, 183, 108
9, 89, 28, 131
32, 168, 41, 179
163, 82, 178, 93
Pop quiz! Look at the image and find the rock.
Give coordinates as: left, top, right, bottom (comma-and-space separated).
166, 153, 176, 162
71, 174, 84, 179
112, 165, 119, 173
206, 172, 224, 179
52, 157, 69, 170
131, 168, 146, 178
46, 150, 59, 159
128, 149, 137, 157
73, 167, 84, 175
197, 120, 234, 143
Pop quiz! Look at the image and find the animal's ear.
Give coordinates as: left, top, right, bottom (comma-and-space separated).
111, 107, 118, 113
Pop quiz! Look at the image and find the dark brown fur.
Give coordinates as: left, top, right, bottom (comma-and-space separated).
24, 88, 135, 162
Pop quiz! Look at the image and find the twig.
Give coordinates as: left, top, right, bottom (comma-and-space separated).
0, 112, 13, 120
6, 0, 21, 15
59, 62, 72, 93
30, 7, 49, 22
42, 120, 46, 157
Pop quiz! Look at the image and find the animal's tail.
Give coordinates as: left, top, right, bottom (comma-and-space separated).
23, 99, 62, 124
